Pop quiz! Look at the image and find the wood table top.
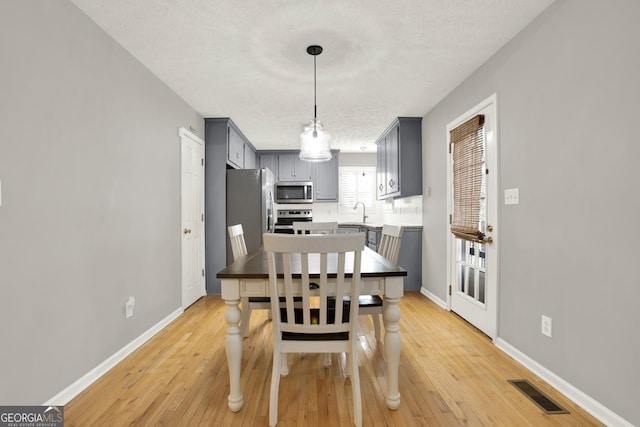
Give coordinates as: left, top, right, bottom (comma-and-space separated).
217, 246, 407, 279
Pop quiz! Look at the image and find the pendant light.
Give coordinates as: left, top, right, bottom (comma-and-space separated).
299, 45, 332, 162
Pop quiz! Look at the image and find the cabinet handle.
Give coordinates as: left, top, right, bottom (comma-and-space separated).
388, 179, 395, 188
379, 183, 384, 191
183, 228, 192, 234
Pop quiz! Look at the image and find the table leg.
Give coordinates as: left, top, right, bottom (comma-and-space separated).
224, 298, 243, 412
383, 297, 401, 410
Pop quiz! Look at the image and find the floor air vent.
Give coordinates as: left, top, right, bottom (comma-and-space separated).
508, 380, 569, 414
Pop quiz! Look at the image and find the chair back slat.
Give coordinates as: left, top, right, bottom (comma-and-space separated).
227, 224, 248, 261
377, 224, 404, 264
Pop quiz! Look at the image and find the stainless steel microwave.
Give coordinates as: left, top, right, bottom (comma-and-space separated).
274, 181, 313, 204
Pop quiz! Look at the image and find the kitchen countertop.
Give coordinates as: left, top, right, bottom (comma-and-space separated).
338, 223, 423, 230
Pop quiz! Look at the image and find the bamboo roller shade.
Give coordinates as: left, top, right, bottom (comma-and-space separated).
450, 114, 485, 243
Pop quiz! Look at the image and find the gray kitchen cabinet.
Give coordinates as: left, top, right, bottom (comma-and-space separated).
207, 118, 256, 170
277, 153, 312, 182
339, 224, 422, 291
396, 228, 422, 291
311, 150, 339, 202
227, 124, 244, 169
376, 117, 422, 199
258, 150, 339, 202
258, 153, 276, 175
244, 143, 256, 169
366, 228, 381, 251
337, 225, 363, 234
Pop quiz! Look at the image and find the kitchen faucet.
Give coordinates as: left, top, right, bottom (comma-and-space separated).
353, 201, 367, 223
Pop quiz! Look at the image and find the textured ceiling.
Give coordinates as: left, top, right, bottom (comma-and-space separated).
70, 0, 554, 153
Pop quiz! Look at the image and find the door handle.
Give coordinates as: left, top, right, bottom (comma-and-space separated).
183, 228, 192, 234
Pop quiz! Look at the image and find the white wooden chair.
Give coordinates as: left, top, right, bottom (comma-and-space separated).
359, 224, 404, 342
228, 224, 248, 261
292, 221, 338, 235
264, 233, 365, 427
227, 224, 270, 338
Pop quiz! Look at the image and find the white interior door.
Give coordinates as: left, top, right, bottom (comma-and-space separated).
180, 127, 205, 308
446, 95, 498, 338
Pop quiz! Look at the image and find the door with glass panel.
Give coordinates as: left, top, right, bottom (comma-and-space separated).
447, 95, 498, 338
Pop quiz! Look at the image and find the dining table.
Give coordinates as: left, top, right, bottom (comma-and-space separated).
216, 245, 407, 412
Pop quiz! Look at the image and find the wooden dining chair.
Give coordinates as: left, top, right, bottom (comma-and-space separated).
227, 224, 271, 338
264, 233, 365, 427
292, 221, 338, 235
359, 224, 404, 342
228, 224, 248, 261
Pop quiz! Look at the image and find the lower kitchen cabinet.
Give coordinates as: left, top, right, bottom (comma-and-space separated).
366, 228, 380, 251
396, 228, 422, 291
337, 225, 363, 234
338, 225, 422, 291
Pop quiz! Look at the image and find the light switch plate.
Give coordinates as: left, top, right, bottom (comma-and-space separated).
125, 296, 135, 318
505, 188, 519, 205
541, 315, 552, 337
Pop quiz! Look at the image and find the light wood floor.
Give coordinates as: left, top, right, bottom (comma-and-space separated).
65, 292, 603, 426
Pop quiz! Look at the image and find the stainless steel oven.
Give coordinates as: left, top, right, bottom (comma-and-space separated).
274, 209, 313, 234
274, 181, 313, 204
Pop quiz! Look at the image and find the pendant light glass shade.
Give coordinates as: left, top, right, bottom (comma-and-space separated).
299, 45, 331, 162
300, 118, 332, 162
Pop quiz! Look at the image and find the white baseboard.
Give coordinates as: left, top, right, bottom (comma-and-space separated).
495, 338, 633, 427
420, 287, 447, 309
44, 307, 184, 406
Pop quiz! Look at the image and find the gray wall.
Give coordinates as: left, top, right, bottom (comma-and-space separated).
422, 0, 640, 424
0, 1, 202, 404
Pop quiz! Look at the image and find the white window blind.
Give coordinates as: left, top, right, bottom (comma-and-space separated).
339, 166, 376, 210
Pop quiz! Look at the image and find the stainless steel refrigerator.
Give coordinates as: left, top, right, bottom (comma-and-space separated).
226, 168, 274, 264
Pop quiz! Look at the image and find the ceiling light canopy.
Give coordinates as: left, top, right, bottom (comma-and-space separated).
299, 45, 331, 162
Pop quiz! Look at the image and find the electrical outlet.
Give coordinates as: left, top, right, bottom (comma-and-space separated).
505, 188, 520, 205
541, 315, 552, 337
125, 296, 135, 319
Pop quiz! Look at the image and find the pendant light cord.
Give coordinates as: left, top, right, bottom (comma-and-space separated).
313, 54, 317, 136
305, 45, 323, 138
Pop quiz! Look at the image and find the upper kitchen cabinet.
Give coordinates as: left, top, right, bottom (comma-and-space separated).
258, 150, 339, 202
244, 142, 256, 169
258, 153, 276, 174
276, 152, 312, 182
206, 118, 257, 170
227, 124, 244, 168
376, 117, 422, 199
311, 150, 339, 202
